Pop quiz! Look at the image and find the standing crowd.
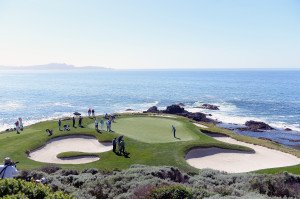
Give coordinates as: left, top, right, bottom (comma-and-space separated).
112, 135, 128, 157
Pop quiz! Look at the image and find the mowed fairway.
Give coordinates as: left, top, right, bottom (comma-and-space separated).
113, 116, 198, 143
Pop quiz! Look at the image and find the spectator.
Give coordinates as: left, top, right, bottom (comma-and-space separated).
119, 140, 125, 155
0, 157, 18, 179
72, 117, 76, 128
19, 118, 23, 130
112, 138, 117, 153
78, 116, 83, 127
100, 119, 104, 131
64, 124, 70, 131
15, 120, 20, 134
45, 129, 53, 136
95, 119, 99, 131
58, 119, 62, 131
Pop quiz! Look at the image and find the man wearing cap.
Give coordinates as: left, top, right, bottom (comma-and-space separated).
0, 157, 18, 179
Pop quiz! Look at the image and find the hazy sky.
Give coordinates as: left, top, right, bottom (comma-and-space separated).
0, 0, 299, 69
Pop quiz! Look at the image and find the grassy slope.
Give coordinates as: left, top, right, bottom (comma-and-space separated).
0, 114, 299, 174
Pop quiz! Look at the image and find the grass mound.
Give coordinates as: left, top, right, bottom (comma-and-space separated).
57, 152, 99, 159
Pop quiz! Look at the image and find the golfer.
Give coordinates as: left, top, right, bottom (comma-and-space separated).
172, 125, 176, 138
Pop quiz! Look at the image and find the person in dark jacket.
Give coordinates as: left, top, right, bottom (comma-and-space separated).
72, 117, 76, 128
58, 119, 62, 131
112, 138, 117, 153
78, 116, 83, 128
172, 125, 176, 138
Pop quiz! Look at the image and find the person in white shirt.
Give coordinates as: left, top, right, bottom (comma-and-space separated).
0, 157, 18, 179
100, 119, 104, 131
19, 117, 23, 130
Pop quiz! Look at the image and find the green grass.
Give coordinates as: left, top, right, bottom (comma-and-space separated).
57, 152, 99, 159
0, 113, 299, 174
112, 116, 198, 143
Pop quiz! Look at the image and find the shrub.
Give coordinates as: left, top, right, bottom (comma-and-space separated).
0, 178, 71, 199
150, 185, 193, 199
38, 165, 61, 174
60, 170, 79, 176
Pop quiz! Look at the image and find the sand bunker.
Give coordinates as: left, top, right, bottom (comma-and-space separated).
29, 135, 112, 164
186, 135, 300, 173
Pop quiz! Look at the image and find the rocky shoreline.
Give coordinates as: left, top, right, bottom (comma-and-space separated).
144, 104, 277, 132
141, 103, 300, 150
144, 104, 215, 123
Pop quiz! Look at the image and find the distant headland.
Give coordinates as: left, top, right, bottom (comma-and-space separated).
0, 63, 112, 70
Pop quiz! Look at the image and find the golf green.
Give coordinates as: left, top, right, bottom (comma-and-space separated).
112, 116, 198, 143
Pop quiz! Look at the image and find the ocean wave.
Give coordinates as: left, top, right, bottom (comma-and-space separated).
0, 112, 73, 132
0, 101, 24, 111
114, 101, 159, 112
37, 102, 74, 108
185, 102, 300, 133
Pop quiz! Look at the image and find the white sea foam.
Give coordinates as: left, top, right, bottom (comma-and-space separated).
0, 112, 73, 132
37, 102, 74, 108
115, 101, 159, 112
186, 102, 300, 132
1, 101, 299, 134
0, 101, 24, 111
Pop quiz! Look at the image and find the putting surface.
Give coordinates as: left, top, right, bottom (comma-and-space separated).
112, 116, 198, 143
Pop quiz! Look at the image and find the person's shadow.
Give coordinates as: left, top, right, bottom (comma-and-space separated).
174, 136, 181, 140
96, 129, 102, 134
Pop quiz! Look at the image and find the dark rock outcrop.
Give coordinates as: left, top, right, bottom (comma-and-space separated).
163, 105, 185, 114
287, 139, 300, 142
200, 104, 219, 110
145, 106, 159, 113
285, 128, 292, 131
144, 104, 214, 123
237, 127, 259, 132
179, 112, 207, 122
245, 120, 274, 131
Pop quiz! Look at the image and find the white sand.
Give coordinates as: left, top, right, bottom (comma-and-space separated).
186, 136, 300, 173
29, 135, 112, 164
193, 123, 208, 128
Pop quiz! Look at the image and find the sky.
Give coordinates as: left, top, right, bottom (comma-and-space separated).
0, 0, 299, 69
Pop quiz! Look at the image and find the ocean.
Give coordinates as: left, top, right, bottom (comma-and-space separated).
0, 69, 299, 147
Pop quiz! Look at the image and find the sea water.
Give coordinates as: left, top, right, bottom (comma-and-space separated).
0, 69, 299, 146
